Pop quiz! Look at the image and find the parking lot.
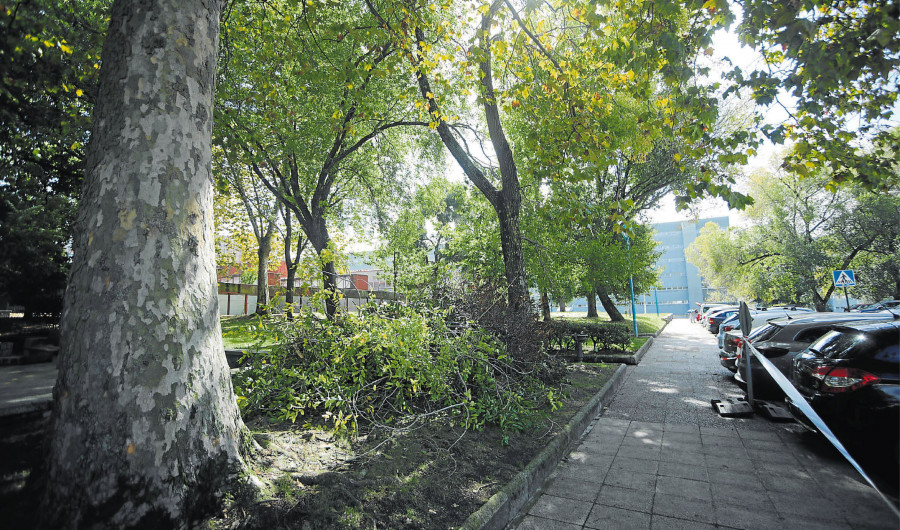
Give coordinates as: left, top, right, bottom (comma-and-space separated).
515, 318, 899, 529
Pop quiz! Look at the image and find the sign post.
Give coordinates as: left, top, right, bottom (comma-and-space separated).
832, 270, 856, 312
738, 301, 754, 405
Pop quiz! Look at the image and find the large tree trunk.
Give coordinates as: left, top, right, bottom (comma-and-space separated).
597, 286, 625, 322
586, 292, 598, 318
254, 220, 275, 315
558, 299, 567, 312
496, 194, 530, 315
307, 218, 338, 319
413, 21, 530, 322
540, 291, 551, 321
40, 0, 246, 527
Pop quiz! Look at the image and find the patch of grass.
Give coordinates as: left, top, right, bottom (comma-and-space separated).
629, 336, 648, 351
207, 362, 618, 529
550, 312, 669, 336
220, 314, 280, 350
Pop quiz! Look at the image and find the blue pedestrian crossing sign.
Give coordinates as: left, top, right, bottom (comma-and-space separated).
833, 270, 856, 287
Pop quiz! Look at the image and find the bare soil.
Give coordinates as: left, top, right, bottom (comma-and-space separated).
0, 363, 616, 529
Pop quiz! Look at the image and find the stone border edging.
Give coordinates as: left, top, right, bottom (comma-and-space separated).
0, 399, 51, 419
460, 363, 628, 530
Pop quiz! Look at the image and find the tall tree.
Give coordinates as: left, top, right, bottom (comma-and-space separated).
369, 0, 743, 329
216, 0, 428, 319
215, 156, 280, 314
41, 0, 246, 526
686, 160, 898, 309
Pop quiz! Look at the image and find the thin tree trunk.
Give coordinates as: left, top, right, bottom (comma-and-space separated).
586, 292, 598, 318
540, 291, 551, 321
40, 0, 245, 526
597, 286, 625, 322
255, 219, 275, 315
558, 299, 567, 312
282, 207, 304, 320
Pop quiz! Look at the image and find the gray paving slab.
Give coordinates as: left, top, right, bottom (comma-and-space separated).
510, 318, 899, 530
0, 362, 56, 417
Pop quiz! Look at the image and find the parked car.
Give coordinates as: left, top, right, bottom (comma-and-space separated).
789, 320, 900, 469
706, 308, 740, 334
734, 312, 899, 399
694, 302, 734, 323
717, 308, 825, 370
856, 300, 900, 313
700, 304, 737, 328
720, 321, 776, 372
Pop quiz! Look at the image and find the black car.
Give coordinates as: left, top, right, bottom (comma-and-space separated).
734, 312, 899, 399
789, 320, 900, 468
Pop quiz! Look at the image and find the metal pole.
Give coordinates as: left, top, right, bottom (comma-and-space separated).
844, 286, 851, 312
624, 234, 638, 337
654, 288, 660, 317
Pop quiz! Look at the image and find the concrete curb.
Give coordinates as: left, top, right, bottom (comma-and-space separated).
0, 399, 51, 419
461, 364, 628, 530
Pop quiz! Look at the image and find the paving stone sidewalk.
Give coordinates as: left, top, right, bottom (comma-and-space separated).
514, 318, 899, 530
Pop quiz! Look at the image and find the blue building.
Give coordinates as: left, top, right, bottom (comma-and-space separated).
642, 216, 730, 316
555, 217, 730, 316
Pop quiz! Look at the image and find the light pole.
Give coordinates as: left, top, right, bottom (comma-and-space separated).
624, 233, 638, 337
654, 287, 660, 317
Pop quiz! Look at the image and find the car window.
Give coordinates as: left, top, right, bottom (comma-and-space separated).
811, 330, 870, 359
793, 327, 831, 344
749, 324, 780, 342
874, 344, 900, 363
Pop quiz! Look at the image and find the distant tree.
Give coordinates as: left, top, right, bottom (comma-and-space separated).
41, 0, 247, 526
686, 160, 899, 309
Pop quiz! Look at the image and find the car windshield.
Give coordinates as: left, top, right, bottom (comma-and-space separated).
748, 323, 779, 342
809, 330, 872, 359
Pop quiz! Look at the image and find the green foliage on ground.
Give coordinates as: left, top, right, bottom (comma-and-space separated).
232, 302, 562, 437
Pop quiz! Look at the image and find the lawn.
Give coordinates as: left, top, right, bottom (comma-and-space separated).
549, 311, 670, 336
220, 314, 281, 350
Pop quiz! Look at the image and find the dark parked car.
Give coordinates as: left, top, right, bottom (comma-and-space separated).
718, 309, 822, 371
734, 312, 899, 398
789, 320, 900, 468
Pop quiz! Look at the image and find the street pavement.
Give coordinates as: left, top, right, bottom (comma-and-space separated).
0, 362, 56, 417
514, 318, 899, 529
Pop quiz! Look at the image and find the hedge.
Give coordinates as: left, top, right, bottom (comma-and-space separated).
545, 319, 632, 352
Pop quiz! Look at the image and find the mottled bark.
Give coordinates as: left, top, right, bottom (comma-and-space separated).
597, 286, 625, 322
558, 299, 567, 312
586, 292, 598, 319
540, 291, 551, 321
40, 0, 245, 527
